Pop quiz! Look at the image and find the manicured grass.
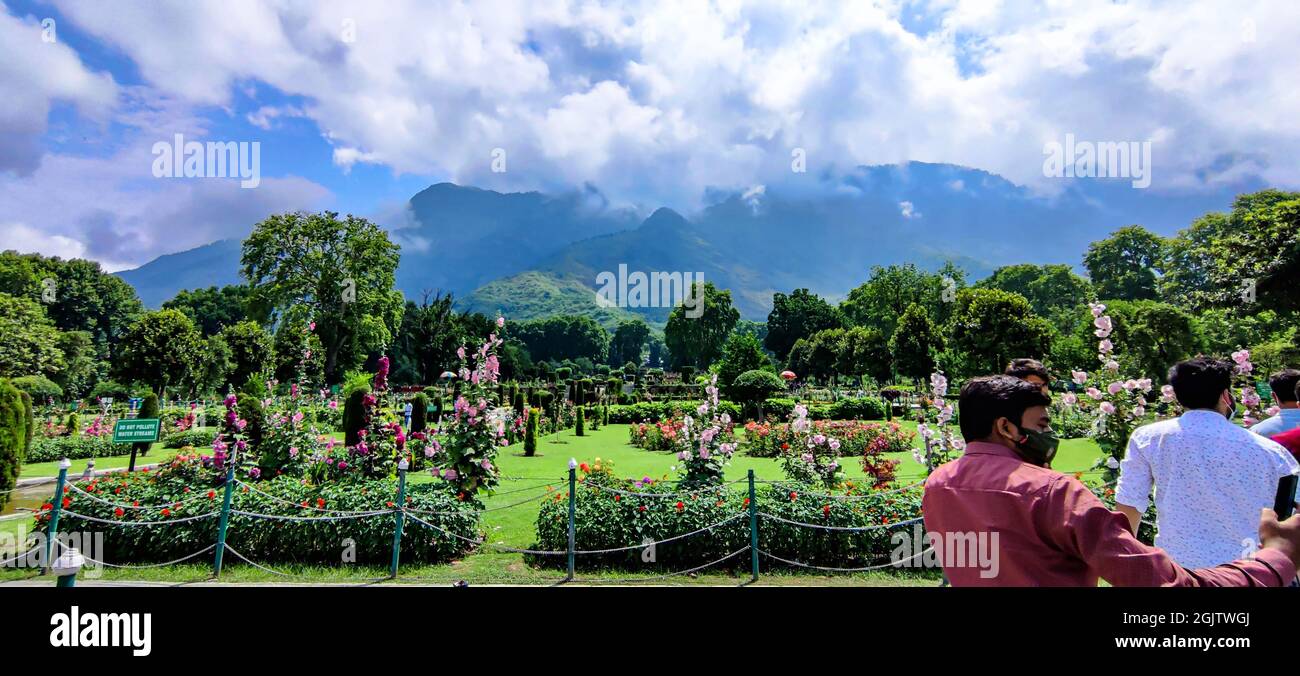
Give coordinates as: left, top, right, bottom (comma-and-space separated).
1, 422, 1105, 586
18, 442, 179, 479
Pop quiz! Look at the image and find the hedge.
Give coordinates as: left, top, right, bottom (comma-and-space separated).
37, 457, 480, 565
0, 380, 27, 510
163, 428, 218, 449
531, 471, 925, 571
607, 400, 743, 424
26, 435, 133, 464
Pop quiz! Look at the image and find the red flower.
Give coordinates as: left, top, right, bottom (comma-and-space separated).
743, 497, 750, 506
614, 495, 621, 502
638, 505, 647, 512
317, 498, 325, 508
113, 507, 124, 517
161, 508, 171, 517
789, 491, 798, 501
62, 497, 71, 509
580, 462, 590, 473
387, 501, 395, 508
675, 501, 685, 511
300, 500, 309, 508
823, 505, 831, 516
133, 501, 140, 507
207, 490, 216, 499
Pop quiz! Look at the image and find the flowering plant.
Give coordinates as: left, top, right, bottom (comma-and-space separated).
431, 322, 508, 495
913, 372, 963, 472
669, 376, 737, 488
206, 394, 247, 478
1231, 349, 1266, 425
777, 403, 844, 489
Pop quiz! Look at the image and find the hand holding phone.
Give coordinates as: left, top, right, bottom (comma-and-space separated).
1274, 474, 1298, 520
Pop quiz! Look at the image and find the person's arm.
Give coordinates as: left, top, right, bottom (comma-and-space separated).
1113, 434, 1151, 535
1041, 476, 1297, 587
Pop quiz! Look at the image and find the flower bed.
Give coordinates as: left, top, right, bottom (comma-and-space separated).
531, 463, 925, 571
36, 454, 480, 565
743, 419, 914, 458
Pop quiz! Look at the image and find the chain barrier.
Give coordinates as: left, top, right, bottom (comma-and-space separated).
758, 513, 923, 532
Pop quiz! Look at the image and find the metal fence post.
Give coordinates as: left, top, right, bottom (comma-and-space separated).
748, 469, 759, 583
390, 459, 409, 578
42, 458, 71, 574
212, 463, 235, 577
566, 459, 577, 581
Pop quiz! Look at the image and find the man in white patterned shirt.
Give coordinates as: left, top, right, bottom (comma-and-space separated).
1116, 357, 1299, 569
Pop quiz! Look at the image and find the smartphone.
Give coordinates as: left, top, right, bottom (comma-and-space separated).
1274, 474, 1299, 520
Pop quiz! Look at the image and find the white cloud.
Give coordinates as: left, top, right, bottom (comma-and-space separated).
899, 200, 919, 219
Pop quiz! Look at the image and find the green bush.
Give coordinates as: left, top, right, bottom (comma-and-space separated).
576, 406, 586, 436
89, 379, 133, 402
133, 392, 160, 459
0, 380, 27, 510
342, 387, 368, 446
607, 400, 742, 424
410, 392, 429, 433
531, 472, 925, 570
12, 375, 63, 401
828, 397, 887, 420
27, 435, 133, 464
525, 408, 539, 457
20, 390, 33, 456
38, 457, 480, 565
163, 428, 218, 449
65, 412, 80, 436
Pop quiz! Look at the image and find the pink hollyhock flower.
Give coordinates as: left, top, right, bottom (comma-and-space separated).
1071, 370, 1088, 385
497, 315, 505, 328
1086, 387, 1104, 400
1107, 382, 1123, 395
1061, 392, 1078, 406
480, 459, 492, 470
1267, 405, 1282, 417
444, 469, 458, 481
328, 400, 338, 409
1099, 402, 1116, 415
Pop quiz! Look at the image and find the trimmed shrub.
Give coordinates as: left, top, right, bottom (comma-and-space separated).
133, 392, 160, 459
13, 375, 62, 401
163, 428, 217, 449
0, 380, 27, 510
26, 435, 132, 463
607, 400, 743, 424
531, 470, 925, 571
525, 408, 539, 457
38, 456, 480, 565
576, 406, 586, 436
66, 412, 80, 436
410, 392, 429, 433
342, 387, 368, 446
20, 390, 33, 456
828, 397, 888, 420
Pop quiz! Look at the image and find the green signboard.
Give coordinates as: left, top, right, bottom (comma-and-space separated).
112, 418, 161, 444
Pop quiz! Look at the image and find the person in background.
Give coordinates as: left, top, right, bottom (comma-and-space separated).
1005, 358, 1051, 396
1115, 357, 1299, 569
923, 376, 1300, 586
1250, 369, 1300, 437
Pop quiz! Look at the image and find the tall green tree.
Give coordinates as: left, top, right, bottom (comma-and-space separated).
113, 309, 203, 397
889, 303, 944, 382
608, 318, 650, 367
975, 264, 1093, 320
220, 320, 273, 390
949, 288, 1054, 376
663, 282, 739, 369
840, 263, 965, 335
512, 315, 609, 364
0, 292, 65, 379
1083, 225, 1167, 301
764, 288, 843, 360
1086, 300, 1201, 382
241, 211, 404, 384
715, 333, 770, 390
163, 284, 262, 336
837, 325, 892, 384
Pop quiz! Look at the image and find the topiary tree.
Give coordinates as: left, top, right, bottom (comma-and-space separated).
0, 380, 26, 511
128, 392, 160, 471
20, 391, 32, 457
65, 412, 79, 436
512, 390, 525, 415
236, 392, 265, 455
410, 392, 429, 433
525, 407, 539, 457
730, 369, 787, 421
575, 405, 585, 436
587, 405, 600, 431
342, 387, 369, 446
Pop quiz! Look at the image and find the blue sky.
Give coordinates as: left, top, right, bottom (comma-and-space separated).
1, 0, 1297, 271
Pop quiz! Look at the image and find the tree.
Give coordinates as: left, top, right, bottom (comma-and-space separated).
975, 264, 1093, 320
162, 284, 262, 336
241, 211, 405, 384
1163, 190, 1300, 316
889, 303, 944, 382
837, 325, 891, 384
220, 321, 273, 390
0, 379, 27, 511
733, 319, 768, 345
716, 333, 771, 391
608, 318, 650, 367
664, 282, 739, 369
390, 292, 488, 385
0, 292, 65, 379
728, 369, 787, 420
113, 309, 202, 397
949, 288, 1054, 376
512, 315, 609, 364
1083, 225, 1166, 301
270, 310, 325, 387
6, 254, 143, 352
53, 331, 98, 399
1087, 300, 1201, 382
840, 263, 965, 335
764, 288, 843, 360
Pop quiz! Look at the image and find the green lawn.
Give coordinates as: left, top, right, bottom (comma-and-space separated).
18, 441, 178, 479
1, 422, 1106, 586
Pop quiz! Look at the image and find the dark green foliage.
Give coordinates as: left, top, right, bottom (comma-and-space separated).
343, 387, 368, 446
525, 408, 539, 457
133, 392, 160, 458
20, 391, 32, 456
236, 392, 266, 452
0, 380, 27, 510
411, 392, 429, 433
65, 412, 79, 436
728, 369, 787, 419
576, 406, 586, 436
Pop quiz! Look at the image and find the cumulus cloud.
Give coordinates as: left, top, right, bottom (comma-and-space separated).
5, 0, 1300, 265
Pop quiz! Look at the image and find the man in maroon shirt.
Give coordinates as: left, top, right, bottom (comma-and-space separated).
923, 375, 1300, 586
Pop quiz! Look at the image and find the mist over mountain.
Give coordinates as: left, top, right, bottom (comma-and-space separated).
114, 162, 1251, 325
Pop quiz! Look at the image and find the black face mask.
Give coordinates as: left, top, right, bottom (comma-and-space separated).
1007, 423, 1059, 468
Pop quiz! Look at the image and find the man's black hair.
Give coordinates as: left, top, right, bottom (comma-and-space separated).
1005, 358, 1051, 384
1167, 357, 1234, 410
1268, 369, 1300, 404
959, 375, 1052, 442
